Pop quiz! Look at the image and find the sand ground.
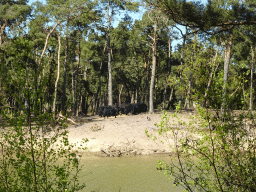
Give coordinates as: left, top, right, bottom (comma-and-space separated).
66, 110, 195, 157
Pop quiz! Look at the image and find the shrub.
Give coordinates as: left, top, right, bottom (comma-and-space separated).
0, 105, 87, 191
152, 108, 256, 192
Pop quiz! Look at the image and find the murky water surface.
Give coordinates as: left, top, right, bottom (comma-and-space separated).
78, 155, 183, 192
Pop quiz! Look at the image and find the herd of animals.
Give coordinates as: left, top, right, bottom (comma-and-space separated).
98, 103, 147, 118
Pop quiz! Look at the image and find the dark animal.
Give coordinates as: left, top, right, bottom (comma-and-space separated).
98, 106, 119, 118
138, 103, 147, 113
98, 106, 104, 117
99, 103, 148, 118
120, 103, 148, 115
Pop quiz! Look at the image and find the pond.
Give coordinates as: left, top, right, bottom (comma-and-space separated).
78, 154, 184, 192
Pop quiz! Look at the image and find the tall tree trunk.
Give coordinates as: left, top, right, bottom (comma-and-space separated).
38, 22, 61, 66
81, 66, 88, 114
98, 60, 103, 106
61, 22, 69, 113
0, 20, 6, 47
179, 33, 186, 108
75, 32, 81, 116
202, 45, 220, 107
149, 41, 157, 113
131, 93, 134, 104
249, 45, 255, 112
134, 51, 140, 104
148, 15, 159, 114
162, 36, 172, 109
71, 59, 76, 116
221, 32, 233, 114
185, 33, 197, 109
142, 52, 149, 104
94, 44, 106, 113
184, 72, 192, 109
52, 33, 61, 114
119, 84, 124, 107
107, 1, 113, 106
167, 87, 174, 110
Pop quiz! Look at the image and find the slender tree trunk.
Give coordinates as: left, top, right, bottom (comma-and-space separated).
52, 33, 61, 114
131, 93, 134, 104
38, 22, 61, 66
92, 44, 106, 113
107, 1, 113, 106
75, 32, 81, 116
0, 21, 6, 69
162, 84, 168, 110
136, 79, 140, 104
96, 44, 107, 108
142, 52, 149, 104
149, 46, 157, 113
185, 33, 197, 109
202, 45, 220, 107
98, 60, 103, 107
119, 84, 124, 107
221, 32, 233, 114
0, 20, 6, 47
134, 52, 140, 104
249, 45, 255, 112
71, 60, 76, 116
61, 22, 69, 113
184, 72, 192, 109
179, 33, 186, 108
149, 17, 158, 114
107, 39, 112, 106
162, 37, 172, 109
167, 87, 174, 110
81, 66, 88, 114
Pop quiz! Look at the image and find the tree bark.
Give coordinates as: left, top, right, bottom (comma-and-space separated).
61, 22, 69, 113
119, 84, 124, 107
71, 61, 76, 115
202, 45, 220, 107
142, 51, 149, 104
249, 45, 255, 112
184, 72, 192, 109
0, 20, 6, 47
38, 22, 61, 66
107, 1, 113, 106
179, 32, 186, 108
221, 32, 233, 114
162, 36, 172, 109
135, 53, 140, 104
148, 13, 159, 114
52, 33, 61, 114
149, 39, 157, 113
167, 87, 174, 110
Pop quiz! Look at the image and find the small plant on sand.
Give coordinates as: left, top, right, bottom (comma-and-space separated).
152, 107, 256, 192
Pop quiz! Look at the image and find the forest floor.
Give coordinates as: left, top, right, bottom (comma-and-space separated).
67, 110, 197, 157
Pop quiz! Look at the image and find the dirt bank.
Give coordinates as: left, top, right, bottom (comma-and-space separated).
66, 110, 194, 157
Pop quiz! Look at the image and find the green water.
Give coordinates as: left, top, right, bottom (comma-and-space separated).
78, 155, 184, 192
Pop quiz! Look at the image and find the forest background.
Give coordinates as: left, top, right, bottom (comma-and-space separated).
1, 0, 256, 191
1, 0, 220, 117
1, 0, 255, 116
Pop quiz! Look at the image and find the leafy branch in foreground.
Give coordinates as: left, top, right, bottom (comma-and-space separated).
153, 108, 256, 192
0, 97, 87, 192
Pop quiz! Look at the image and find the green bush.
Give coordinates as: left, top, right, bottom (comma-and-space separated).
0, 105, 87, 191
153, 108, 256, 192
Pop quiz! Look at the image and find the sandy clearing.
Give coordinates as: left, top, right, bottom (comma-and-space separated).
66, 110, 196, 156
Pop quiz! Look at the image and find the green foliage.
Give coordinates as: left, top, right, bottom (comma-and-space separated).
0, 101, 87, 191
153, 109, 256, 192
